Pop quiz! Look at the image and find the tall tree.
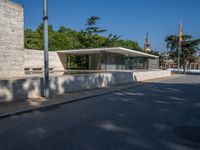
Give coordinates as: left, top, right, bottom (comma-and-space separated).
78, 16, 107, 48
25, 29, 43, 49
165, 35, 200, 73
85, 16, 106, 35
24, 17, 143, 51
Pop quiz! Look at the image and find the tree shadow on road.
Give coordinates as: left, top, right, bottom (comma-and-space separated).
1, 76, 200, 150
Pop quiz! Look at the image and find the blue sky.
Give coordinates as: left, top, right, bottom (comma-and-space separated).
13, 0, 200, 52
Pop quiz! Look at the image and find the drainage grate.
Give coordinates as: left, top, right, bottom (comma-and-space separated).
174, 126, 200, 143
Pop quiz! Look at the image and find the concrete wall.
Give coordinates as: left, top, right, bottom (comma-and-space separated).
0, 77, 41, 102
0, 0, 24, 78
57, 53, 67, 69
24, 49, 65, 71
0, 72, 135, 102
133, 70, 171, 81
0, 70, 171, 103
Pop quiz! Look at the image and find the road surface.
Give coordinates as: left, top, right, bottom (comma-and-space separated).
0, 75, 200, 150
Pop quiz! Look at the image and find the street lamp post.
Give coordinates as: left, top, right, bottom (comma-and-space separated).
43, 0, 49, 98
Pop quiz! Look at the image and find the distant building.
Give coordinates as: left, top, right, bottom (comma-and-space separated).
194, 52, 200, 62
160, 51, 200, 71
144, 32, 151, 52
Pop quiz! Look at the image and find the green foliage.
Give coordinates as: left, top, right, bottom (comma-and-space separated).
49, 32, 81, 50
69, 55, 89, 69
85, 16, 107, 35
111, 39, 142, 51
24, 16, 143, 52
25, 29, 43, 49
165, 35, 200, 73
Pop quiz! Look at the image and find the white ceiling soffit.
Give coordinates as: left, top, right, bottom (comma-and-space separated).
57, 47, 158, 58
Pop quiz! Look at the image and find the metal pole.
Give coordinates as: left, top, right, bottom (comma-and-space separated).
178, 47, 180, 74
43, 0, 49, 98
178, 18, 182, 74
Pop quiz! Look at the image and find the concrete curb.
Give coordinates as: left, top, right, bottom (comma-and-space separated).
0, 75, 178, 119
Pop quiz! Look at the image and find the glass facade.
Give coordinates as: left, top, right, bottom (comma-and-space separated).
125, 57, 148, 70
67, 52, 159, 71
101, 52, 126, 70
100, 52, 159, 70
148, 58, 159, 69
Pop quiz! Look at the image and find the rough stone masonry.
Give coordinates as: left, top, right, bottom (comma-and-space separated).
0, 0, 24, 78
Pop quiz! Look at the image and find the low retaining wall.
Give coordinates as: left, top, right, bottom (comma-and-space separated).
133, 70, 171, 81
0, 70, 171, 103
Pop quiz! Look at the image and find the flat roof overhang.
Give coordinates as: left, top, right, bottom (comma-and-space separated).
56, 47, 159, 58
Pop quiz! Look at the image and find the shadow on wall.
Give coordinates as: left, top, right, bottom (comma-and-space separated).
0, 70, 171, 103
0, 72, 136, 103
0, 78, 41, 103
50, 72, 135, 95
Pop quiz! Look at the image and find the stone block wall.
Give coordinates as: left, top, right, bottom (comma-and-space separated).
24, 49, 65, 71
0, 0, 24, 78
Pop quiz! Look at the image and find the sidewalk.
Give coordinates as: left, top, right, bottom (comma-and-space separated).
0, 75, 180, 119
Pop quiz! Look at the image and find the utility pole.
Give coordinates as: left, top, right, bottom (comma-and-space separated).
178, 47, 180, 74
178, 19, 182, 74
43, 0, 49, 98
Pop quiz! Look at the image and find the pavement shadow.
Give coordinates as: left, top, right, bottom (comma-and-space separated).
0, 75, 200, 150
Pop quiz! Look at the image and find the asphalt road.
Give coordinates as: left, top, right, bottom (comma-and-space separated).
0, 75, 200, 150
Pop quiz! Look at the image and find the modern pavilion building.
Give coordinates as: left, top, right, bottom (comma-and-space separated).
23, 47, 159, 74
57, 47, 159, 71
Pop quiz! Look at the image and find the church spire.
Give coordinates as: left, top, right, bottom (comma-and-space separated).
144, 32, 151, 52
